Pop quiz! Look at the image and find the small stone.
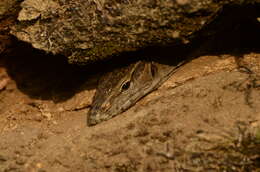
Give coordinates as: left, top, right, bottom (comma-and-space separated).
57, 107, 64, 112
16, 157, 26, 165
37, 132, 49, 140
0, 154, 7, 162
36, 162, 43, 168
42, 112, 52, 120
33, 113, 43, 122
0, 77, 9, 91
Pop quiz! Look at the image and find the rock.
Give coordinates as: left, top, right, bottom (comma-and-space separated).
0, 0, 22, 55
11, 0, 260, 64
0, 0, 18, 19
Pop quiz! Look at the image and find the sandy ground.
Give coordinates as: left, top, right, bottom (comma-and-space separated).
0, 10, 260, 172
0, 42, 259, 171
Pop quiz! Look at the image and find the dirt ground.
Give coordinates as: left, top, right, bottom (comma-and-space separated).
0, 14, 260, 172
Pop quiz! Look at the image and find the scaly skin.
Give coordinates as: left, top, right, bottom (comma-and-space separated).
87, 58, 185, 126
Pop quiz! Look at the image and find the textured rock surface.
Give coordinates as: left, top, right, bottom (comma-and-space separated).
0, 0, 21, 55
0, 0, 19, 19
11, 0, 260, 64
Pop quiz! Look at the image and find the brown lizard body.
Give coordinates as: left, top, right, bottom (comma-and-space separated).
87, 58, 185, 126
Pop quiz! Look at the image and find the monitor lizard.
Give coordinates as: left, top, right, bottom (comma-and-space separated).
87, 58, 186, 126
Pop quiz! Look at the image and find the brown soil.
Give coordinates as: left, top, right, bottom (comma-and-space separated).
0, 13, 260, 172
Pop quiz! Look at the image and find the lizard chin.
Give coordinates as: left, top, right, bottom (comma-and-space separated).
86, 108, 120, 126
87, 100, 133, 126
87, 111, 119, 126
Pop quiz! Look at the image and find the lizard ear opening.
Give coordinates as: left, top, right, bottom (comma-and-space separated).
151, 64, 158, 78
121, 80, 131, 91
132, 62, 146, 81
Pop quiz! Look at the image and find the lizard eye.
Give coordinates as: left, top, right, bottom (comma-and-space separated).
121, 81, 131, 91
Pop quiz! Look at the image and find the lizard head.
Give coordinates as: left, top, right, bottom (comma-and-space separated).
87, 60, 163, 126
